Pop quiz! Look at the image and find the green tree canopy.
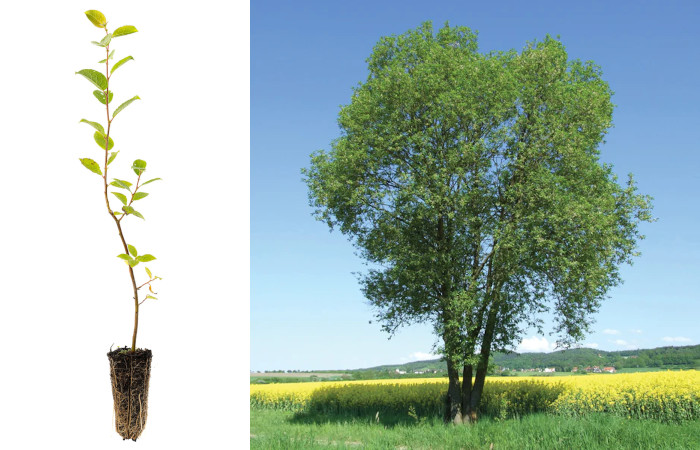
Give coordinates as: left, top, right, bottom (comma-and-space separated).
303, 22, 653, 423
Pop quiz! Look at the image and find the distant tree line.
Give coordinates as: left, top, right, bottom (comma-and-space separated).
492, 345, 699, 372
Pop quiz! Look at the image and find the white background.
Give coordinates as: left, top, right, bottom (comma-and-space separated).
0, 1, 249, 448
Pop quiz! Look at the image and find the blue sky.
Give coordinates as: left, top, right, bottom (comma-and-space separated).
251, 0, 699, 371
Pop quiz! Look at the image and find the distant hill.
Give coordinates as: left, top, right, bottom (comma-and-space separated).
357, 344, 700, 373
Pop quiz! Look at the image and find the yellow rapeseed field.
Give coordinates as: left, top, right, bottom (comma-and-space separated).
250, 370, 700, 422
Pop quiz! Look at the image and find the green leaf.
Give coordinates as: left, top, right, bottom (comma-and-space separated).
132, 192, 149, 201
110, 179, 132, 191
112, 95, 140, 118
132, 159, 147, 176
145, 295, 158, 300
98, 50, 116, 64
141, 177, 162, 186
128, 259, 140, 268
80, 119, 105, 134
111, 56, 134, 75
92, 90, 113, 105
76, 69, 107, 90
79, 158, 102, 175
116, 254, 131, 261
113, 25, 138, 38
91, 33, 112, 47
93, 131, 114, 150
85, 10, 107, 28
145, 267, 152, 278
100, 34, 112, 47
111, 192, 128, 205
136, 254, 156, 262
123, 206, 145, 220
128, 244, 138, 257
108, 151, 119, 165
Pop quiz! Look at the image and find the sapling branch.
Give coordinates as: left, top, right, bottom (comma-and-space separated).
137, 277, 158, 290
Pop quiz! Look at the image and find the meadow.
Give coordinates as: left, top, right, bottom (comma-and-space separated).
251, 371, 699, 448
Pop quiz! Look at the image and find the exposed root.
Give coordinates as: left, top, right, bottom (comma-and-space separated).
107, 348, 152, 441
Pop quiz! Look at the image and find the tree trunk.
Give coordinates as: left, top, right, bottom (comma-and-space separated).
444, 358, 463, 424
460, 364, 478, 423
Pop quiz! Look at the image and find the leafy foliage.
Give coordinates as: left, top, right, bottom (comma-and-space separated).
113, 95, 140, 118
304, 21, 654, 420
111, 56, 134, 74
76, 69, 108, 90
85, 10, 107, 28
113, 26, 138, 38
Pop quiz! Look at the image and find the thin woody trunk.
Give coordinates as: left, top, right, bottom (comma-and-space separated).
464, 296, 500, 421
444, 358, 463, 424
101, 35, 140, 353
460, 364, 475, 422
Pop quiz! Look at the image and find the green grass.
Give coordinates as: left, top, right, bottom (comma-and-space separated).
250, 408, 700, 449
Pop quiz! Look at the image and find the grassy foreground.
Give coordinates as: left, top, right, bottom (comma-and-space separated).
250, 408, 700, 449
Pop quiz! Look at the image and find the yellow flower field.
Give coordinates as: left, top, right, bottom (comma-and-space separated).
250, 371, 700, 423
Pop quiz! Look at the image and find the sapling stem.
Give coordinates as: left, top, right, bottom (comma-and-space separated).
97, 28, 142, 354
78, 10, 157, 356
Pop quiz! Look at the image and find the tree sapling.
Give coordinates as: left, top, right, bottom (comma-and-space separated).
76, 9, 162, 440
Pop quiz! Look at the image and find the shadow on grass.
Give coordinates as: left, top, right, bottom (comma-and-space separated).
289, 409, 445, 428
287, 379, 566, 427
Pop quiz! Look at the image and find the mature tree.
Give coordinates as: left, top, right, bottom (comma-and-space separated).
303, 22, 653, 423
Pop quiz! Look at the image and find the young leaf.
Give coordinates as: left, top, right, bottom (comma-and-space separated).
93, 131, 114, 150
79, 158, 102, 175
99, 34, 112, 47
145, 295, 158, 300
145, 267, 152, 279
128, 259, 140, 268
117, 253, 132, 261
111, 56, 134, 74
149, 285, 155, 293
111, 192, 128, 205
108, 49, 115, 59
132, 192, 149, 201
112, 95, 140, 118
107, 151, 119, 165
76, 69, 108, 90
132, 159, 147, 176
110, 179, 132, 190
123, 206, 145, 220
136, 254, 156, 262
128, 244, 138, 257
113, 211, 123, 216
113, 26, 138, 37
92, 90, 114, 105
85, 10, 107, 28
80, 119, 105, 134
141, 177, 162, 186
98, 58, 107, 64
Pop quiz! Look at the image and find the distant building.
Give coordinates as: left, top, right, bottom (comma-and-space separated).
543, 368, 556, 373
603, 367, 616, 373
395, 369, 406, 375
